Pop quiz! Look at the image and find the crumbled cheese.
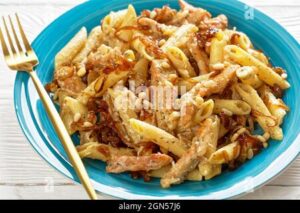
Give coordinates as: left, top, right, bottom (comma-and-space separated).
135, 98, 143, 111
247, 149, 254, 159
202, 80, 215, 88
211, 63, 224, 71
281, 73, 287, 79
73, 113, 81, 122
263, 132, 270, 140
159, 39, 166, 46
170, 111, 181, 119
124, 49, 135, 61
221, 108, 233, 116
77, 67, 86, 77
83, 121, 93, 128
138, 91, 147, 100
150, 10, 157, 19
161, 61, 171, 69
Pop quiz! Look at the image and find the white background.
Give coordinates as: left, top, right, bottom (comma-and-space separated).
0, 0, 299, 199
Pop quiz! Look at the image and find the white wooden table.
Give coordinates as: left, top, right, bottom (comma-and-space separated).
0, 0, 299, 200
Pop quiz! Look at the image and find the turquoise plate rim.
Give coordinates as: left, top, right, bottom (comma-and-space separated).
14, 0, 300, 199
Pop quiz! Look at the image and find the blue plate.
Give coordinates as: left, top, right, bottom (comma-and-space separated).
14, 0, 300, 199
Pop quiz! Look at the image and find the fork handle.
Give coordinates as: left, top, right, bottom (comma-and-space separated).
29, 71, 98, 200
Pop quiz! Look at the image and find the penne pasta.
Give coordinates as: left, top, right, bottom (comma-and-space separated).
194, 99, 214, 123
234, 83, 283, 140
236, 66, 262, 89
161, 24, 198, 51
102, 9, 127, 35
259, 85, 288, 125
55, 27, 87, 69
129, 118, 187, 157
115, 5, 137, 42
224, 45, 290, 89
230, 32, 252, 50
248, 48, 269, 65
166, 46, 196, 78
209, 141, 241, 164
213, 99, 251, 115
77, 142, 135, 162
73, 26, 103, 64
60, 96, 88, 134
150, 165, 203, 181
132, 58, 149, 87
209, 31, 227, 69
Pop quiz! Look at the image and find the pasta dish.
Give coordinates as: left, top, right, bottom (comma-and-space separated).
46, 0, 290, 188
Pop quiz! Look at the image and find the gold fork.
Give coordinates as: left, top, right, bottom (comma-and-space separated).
0, 14, 97, 200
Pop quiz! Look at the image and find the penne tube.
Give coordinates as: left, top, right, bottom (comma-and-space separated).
55, 27, 87, 69
209, 141, 241, 164
204, 164, 222, 180
259, 85, 288, 125
102, 9, 127, 34
224, 45, 290, 89
131, 32, 156, 60
234, 83, 283, 140
77, 142, 135, 162
149, 165, 172, 178
60, 96, 88, 135
73, 26, 103, 64
186, 167, 203, 181
132, 58, 149, 87
209, 31, 227, 69
194, 99, 214, 123
248, 48, 269, 65
115, 5, 137, 42
161, 24, 198, 51
166, 46, 196, 78
213, 99, 251, 115
177, 73, 214, 93
236, 66, 262, 89
129, 118, 187, 157
76, 69, 129, 104
230, 32, 252, 50
96, 70, 129, 97
150, 165, 203, 181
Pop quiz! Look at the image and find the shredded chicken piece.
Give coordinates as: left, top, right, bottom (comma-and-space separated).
194, 65, 238, 97
106, 153, 173, 173
161, 118, 213, 188
179, 0, 211, 26
142, 6, 177, 24
86, 45, 134, 74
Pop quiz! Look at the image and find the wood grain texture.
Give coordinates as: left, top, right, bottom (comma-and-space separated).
0, 0, 299, 199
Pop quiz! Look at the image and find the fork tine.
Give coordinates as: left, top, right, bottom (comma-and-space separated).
15, 13, 31, 52
9, 15, 23, 53
2, 16, 17, 54
0, 27, 10, 57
